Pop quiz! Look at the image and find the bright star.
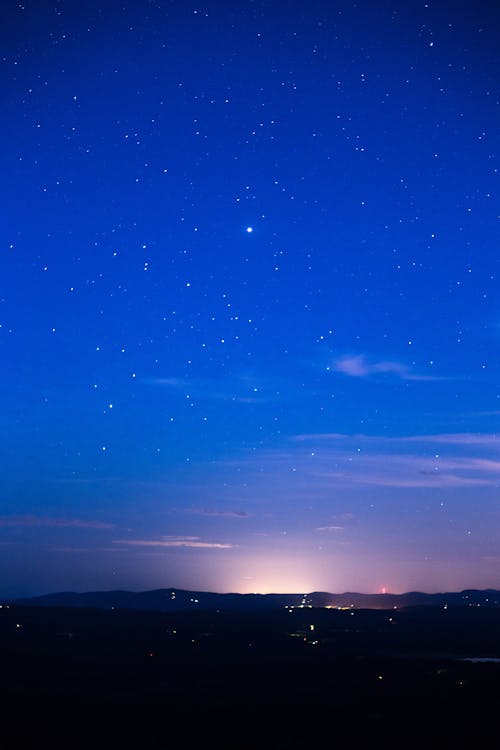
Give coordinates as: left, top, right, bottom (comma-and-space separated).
245, 226, 253, 233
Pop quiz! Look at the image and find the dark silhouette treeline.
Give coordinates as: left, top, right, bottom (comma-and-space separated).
12, 586, 500, 612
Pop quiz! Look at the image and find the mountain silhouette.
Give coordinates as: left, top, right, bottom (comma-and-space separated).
10, 587, 500, 612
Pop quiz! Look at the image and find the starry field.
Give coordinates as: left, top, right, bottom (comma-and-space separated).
1, 0, 500, 597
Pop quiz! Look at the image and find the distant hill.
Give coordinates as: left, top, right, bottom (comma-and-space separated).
8, 587, 500, 612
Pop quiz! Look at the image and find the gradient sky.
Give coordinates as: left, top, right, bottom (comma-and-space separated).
2, 0, 500, 597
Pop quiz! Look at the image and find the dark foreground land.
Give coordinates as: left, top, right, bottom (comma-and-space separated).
2, 603, 500, 747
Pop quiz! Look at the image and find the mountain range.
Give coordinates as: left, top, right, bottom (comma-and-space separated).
9, 587, 500, 612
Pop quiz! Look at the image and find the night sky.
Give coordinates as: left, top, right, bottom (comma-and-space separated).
2, 0, 500, 597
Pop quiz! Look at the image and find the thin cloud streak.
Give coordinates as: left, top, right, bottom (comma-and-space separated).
332, 354, 441, 381
311, 452, 500, 488
316, 526, 344, 532
221, 431, 500, 490
401, 433, 500, 447
113, 536, 234, 549
0, 515, 115, 529
187, 508, 251, 518
315, 470, 494, 489
293, 432, 500, 448
143, 374, 275, 404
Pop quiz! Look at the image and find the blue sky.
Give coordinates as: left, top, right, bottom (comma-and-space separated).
1, 0, 499, 595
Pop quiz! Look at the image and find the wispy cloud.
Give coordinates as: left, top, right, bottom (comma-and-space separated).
293, 432, 500, 448
146, 377, 188, 387
315, 464, 496, 488
0, 515, 115, 529
113, 535, 234, 549
401, 433, 500, 447
225, 431, 500, 490
331, 354, 439, 381
316, 525, 344, 532
292, 433, 348, 442
143, 374, 274, 404
187, 508, 251, 518
311, 444, 500, 489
